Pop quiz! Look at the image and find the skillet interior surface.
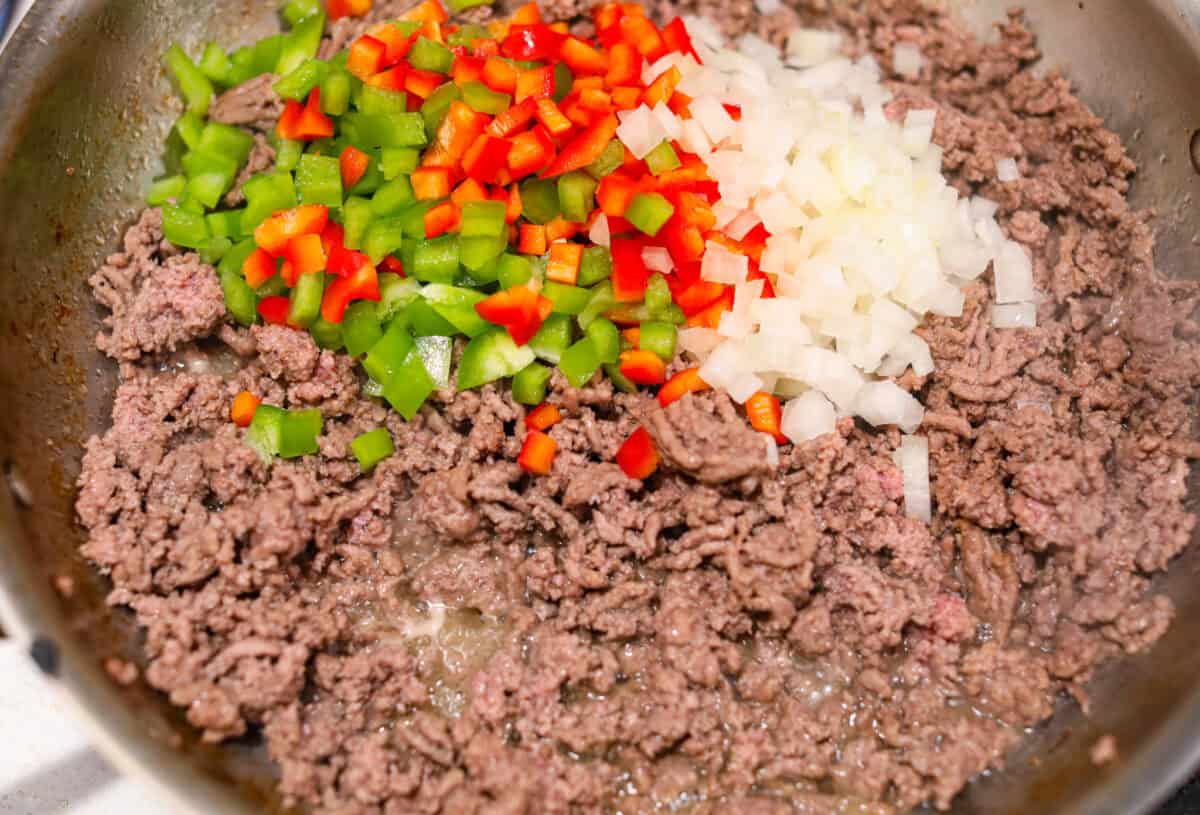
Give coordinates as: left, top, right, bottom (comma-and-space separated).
1, 0, 1200, 813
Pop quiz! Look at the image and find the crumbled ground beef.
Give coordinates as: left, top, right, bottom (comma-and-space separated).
76, 2, 1200, 813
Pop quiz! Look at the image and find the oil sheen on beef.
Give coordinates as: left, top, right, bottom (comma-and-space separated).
76, 1, 1200, 813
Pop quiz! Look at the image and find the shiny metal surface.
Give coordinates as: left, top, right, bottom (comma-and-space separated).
0, 1, 1199, 813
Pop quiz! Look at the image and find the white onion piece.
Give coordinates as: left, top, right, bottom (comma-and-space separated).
786, 28, 842, 67
701, 241, 749, 285
782, 390, 837, 444
588, 213, 611, 248
678, 327, 725, 359
678, 118, 714, 157
651, 102, 683, 141
690, 96, 738, 144
616, 105, 666, 159
893, 435, 932, 522
893, 43, 922, 78
642, 246, 673, 274
727, 371, 765, 404
997, 157, 1019, 182
763, 433, 780, 468
994, 241, 1036, 303
992, 301, 1038, 329
853, 381, 925, 433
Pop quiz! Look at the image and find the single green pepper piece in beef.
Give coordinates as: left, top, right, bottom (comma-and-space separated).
275, 12, 326, 77
363, 319, 416, 385
644, 273, 672, 317
351, 428, 395, 472
163, 44, 214, 116
457, 328, 537, 391
274, 58, 331, 101
459, 236, 506, 272
341, 112, 429, 150
585, 318, 620, 364
200, 236, 233, 264
146, 175, 188, 207
274, 138, 304, 172
381, 350, 437, 419
512, 361, 553, 405
252, 35, 286, 76
358, 84, 410, 115
281, 0, 322, 26
605, 362, 638, 393
279, 408, 323, 458
399, 200, 436, 237
529, 313, 572, 364
342, 301, 384, 356
287, 271, 325, 328
161, 205, 210, 248
447, 0, 494, 13
198, 43, 233, 86
309, 315, 344, 350
553, 62, 573, 102
241, 172, 298, 233
198, 122, 255, 165
558, 337, 601, 389
245, 404, 286, 462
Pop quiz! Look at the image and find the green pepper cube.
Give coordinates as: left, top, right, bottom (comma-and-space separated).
413, 234, 461, 283
342, 196, 373, 250
519, 178, 561, 225
351, 427, 395, 472
174, 111, 206, 150
275, 12, 326, 77
320, 70, 354, 116
553, 62, 573, 102
200, 236, 233, 264
363, 319, 416, 384
460, 200, 507, 239
557, 171, 598, 223
371, 176, 416, 217
358, 84, 410, 115
252, 35, 286, 76
529, 313, 573, 364
644, 272, 672, 317
638, 320, 677, 361
577, 279, 615, 329
496, 253, 533, 289
241, 172, 298, 233
559, 337, 601, 389
295, 154, 344, 207
198, 122, 255, 165
378, 272, 422, 322
625, 192, 674, 237
274, 58, 331, 102
409, 36, 454, 74
227, 46, 258, 86
542, 281, 591, 316
245, 404, 286, 462
161, 205, 210, 249
287, 271, 325, 328
342, 112, 429, 149
457, 328, 537, 390
644, 140, 682, 176
309, 316, 344, 350
342, 301, 384, 356
364, 217, 406, 264
448, 0, 494, 12
381, 147, 420, 180
585, 318, 620, 364
275, 138, 304, 173
447, 23, 489, 48
461, 81, 512, 115
399, 201, 435, 238
279, 408, 324, 459
405, 299, 461, 337
281, 0, 322, 27
199, 42, 233, 85
512, 361, 553, 405
422, 284, 489, 337
219, 268, 258, 327
381, 349, 438, 420
419, 83, 462, 139
459, 235, 506, 271
163, 44, 214, 116
147, 175, 188, 207
577, 245, 612, 287
585, 139, 624, 180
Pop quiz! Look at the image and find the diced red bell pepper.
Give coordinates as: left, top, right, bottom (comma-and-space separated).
533, 98, 573, 136
276, 88, 335, 141
642, 65, 680, 107
611, 85, 641, 110
502, 24, 566, 61
518, 430, 557, 475
618, 14, 666, 62
616, 426, 659, 480
661, 17, 700, 61
242, 247, 278, 289
462, 134, 512, 184
366, 64, 408, 91
340, 145, 371, 190
254, 204, 329, 255
745, 391, 788, 444
347, 35, 388, 80
621, 326, 641, 345
257, 296, 291, 326
518, 223, 547, 255
509, 1, 541, 24
659, 367, 710, 407
507, 126, 556, 179
560, 36, 608, 75
610, 237, 651, 303
593, 2, 624, 33
327, 0, 373, 20
424, 200, 461, 238
400, 0, 448, 23
501, 183, 522, 223
545, 217, 581, 243
412, 166, 453, 200
573, 76, 605, 92
487, 97, 536, 137
437, 100, 490, 159
365, 22, 417, 64
379, 255, 405, 276
667, 90, 692, 117
482, 56, 519, 94
451, 177, 489, 206
282, 234, 328, 285
475, 284, 553, 346
673, 280, 727, 316
579, 88, 613, 113
452, 54, 486, 84
619, 349, 667, 385
320, 221, 346, 255
405, 68, 446, 99
597, 173, 637, 217
230, 390, 261, 427
540, 113, 618, 178
685, 287, 734, 329
546, 242, 583, 284
604, 41, 640, 93
321, 261, 380, 323
328, 244, 371, 278
515, 66, 556, 104
525, 403, 562, 431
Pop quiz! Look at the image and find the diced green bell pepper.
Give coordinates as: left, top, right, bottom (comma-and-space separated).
625, 192, 675, 237
198, 122, 255, 165
351, 428, 395, 472
585, 139, 625, 179
274, 138, 304, 172
460, 200, 507, 239
553, 62, 573, 103
457, 328, 537, 390
421, 284, 490, 337
371, 176, 416, 216
342, 196, 373, 250
342, 112, 429, 149
381, 350, 437, 420
519, 178, 560, 225
644, 140, 682, 176
252, 35, 286, 76
381, 147, 420, 179
342, 301, 384, 356
206, 209, 247, 240
296, 153, 343, 207
349, 153, 385, 197
496, 253, 533, 289
281, 0, 322, 26
220, 267, 259, 326
358, 84, 410, 115
399, 201, 436, 237
405, 300, 461, 337
363, 319, 416, 385
163, 44, 214, 116
161, 205, 210, 248
605, 362, 638, 393
245, 404, 286, 462
241, 172, 298, 233
378, 273, 422, 322
274, 58, 330, 102
199, 43, 233, 85
542, 281, 591, 316
227, 46, 258, 86
529, 313, 572, 364
309, 316, 344, 350
287, 271, 325, 328
447, 24, 490, 49
585, 318, 620, 364
559, 337, 601, 389
448, 0, 494, 12
320, 70, 354, 116
638, 320, 677, 361
218, 237, 258, 277
577, 279, 615, 329
420, 82, 462, 138
183, 150, 240, 208
415, 335, 453, 387
557, 171, 598, 223
512, 361, 552, 405
466, 254, 501, 285
174, 111, 206, 150
409, 36, 454, 74
644, 273, 672, 317
413, 234, 461, 283
364, 217, 406, 264
461, 81, 512, 115
146, 175, 188, 207
459, 235, 506, 271
200, 236, 233, 264
276, 12, 326, 77
578, 245, 612, 287
279, 408, 323, 458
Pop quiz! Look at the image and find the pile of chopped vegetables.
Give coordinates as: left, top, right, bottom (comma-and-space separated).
153, 0, 1033, 505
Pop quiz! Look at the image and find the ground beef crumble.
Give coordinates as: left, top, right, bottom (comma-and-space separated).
76, 2, 1200, 813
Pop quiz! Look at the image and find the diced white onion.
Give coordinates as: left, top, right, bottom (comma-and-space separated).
755, 0, 781, 15
893, 435, 932, 522
642, 246, 673, 274
992, 301, 1038, 329
893, 43, 923, 78
701, 241, 749, 285
763, 433, 780, 468
994, 240, 1036, 303
651, 102, 683, 141
588, 213, 611, 248
678, 118, 714, 156
996, 157, 1019, 183
785, 28, 843, 68
782, 390, 837, 444
678, 327, 725, 359
727, 371, 765, 404
690, 96, 738, 145
853, 381, 925, 433
616, 105, 666, 159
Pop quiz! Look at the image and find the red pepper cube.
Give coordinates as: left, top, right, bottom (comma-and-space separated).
367, 22, 418, 64
321, 262, 381, 323
611, 85, 641, 110
533, 98, 573, 136
230, 391, 261, 427
506, 127, 556, 179
514, 66, 556, 104
365, 64, 408, 91
745, 391, 788, 444
451, 177, 489, 206
518, 430, 557, 476
284, 233, 328, 278
452, 54, 486, 84
347, 35, 389, 80
685, 287, 734, 329
659, 367, 710, 408
597, 173, 638, 217
661, 17, 701, 61
504, 183, 523, 223
545, 217, 580, 243
257, 295, 292, 326
254, 204, 330, 255
616, 427, 659, 480
412, 167, 453, 200
486, 97, 537, 137
482, 56, 519, 94
610, 237, 651, 302
242, 248, 278, 289
642, 66, 680, 108
502, 24, 566, 62
462, 135, 512, 185
437, 100, 490, 159
405, 68, 446, 99
518, 223, 547, 255
619, 14, 667, 62
340, 145, 371, 190
593, 2, 624, 33
559, 36, 609, 75
672, 280, 727, 316
510, 1, 542, 24
579, 88, 613, 113
424, 200, 461, 238
619, 349, 667, 386
328, 0, 372, 19
475, 284, 553, 345
541, 113, 619, 178
546, 242, 583, 285
525, 403, 563, 431
400, 0, 449, 24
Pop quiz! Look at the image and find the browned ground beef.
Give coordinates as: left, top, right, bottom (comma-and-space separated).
76, 1, 1200, 813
